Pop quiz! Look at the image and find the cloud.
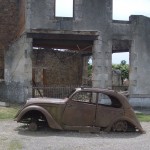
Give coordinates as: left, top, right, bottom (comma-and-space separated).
113, 0, 150, 20
112, 53, 129, 64
55, 0, 73, 17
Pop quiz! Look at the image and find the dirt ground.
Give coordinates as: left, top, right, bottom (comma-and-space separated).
0, 120, 150, 150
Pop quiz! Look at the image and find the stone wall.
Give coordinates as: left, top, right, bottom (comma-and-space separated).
0, 0, 18, 78
0, 81, 26, 103
112, 15, 150, 108
17, 0, 26, 36
32, 49, 83, 86
28, 0, 112, 31
129, 15, 150, 96
4, 34, 32, 103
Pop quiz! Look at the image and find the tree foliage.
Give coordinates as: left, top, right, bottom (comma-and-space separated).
88, 60, 129, 83
112, 60, 129, 83
88, 63, 92, 77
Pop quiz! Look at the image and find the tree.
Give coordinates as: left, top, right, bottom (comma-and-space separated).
112, 60, 129, 84
121, 60, 126, 65
88, 60, 129, 84
88, 63, 92, 77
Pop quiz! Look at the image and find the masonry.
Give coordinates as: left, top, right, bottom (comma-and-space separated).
0, 0, 150, 107
112, 16, 150, 107
0, 0, 18, 78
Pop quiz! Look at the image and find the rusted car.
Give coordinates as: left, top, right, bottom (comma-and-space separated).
15, 88, 144, 133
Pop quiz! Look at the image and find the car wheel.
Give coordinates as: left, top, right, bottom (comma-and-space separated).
127, 123, 136, 132
28, 122, 38, 131
112, 120, 128, 132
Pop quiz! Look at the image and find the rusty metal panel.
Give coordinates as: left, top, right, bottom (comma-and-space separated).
96, 106, 124, 127
62, 100, 96, 126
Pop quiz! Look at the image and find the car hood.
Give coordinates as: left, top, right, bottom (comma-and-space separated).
26, 97, 68, 105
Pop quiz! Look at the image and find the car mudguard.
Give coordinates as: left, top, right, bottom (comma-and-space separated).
16, 105, 62, 130
105, 116, 145, 133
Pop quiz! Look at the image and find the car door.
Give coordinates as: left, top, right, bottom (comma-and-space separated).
62, 91, 96, 126
95, 93, 124, 127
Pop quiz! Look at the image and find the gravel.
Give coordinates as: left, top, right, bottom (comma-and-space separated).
0, 120, 150, 150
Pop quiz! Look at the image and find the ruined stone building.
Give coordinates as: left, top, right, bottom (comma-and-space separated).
0, 0, 150, 107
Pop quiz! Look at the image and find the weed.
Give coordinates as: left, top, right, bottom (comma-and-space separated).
136, 113, 150, 122
0, 105, 19, 120
8, 140, 22, 150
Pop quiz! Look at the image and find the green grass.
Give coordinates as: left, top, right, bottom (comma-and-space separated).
136, 113, 150, 122
0, 105, 19, 120
8, 140, 22, 150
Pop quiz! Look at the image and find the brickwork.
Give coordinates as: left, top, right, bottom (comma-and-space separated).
32, 49, 83, 86
0, 0, 18, 78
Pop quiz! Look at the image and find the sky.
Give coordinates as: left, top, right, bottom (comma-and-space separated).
55, 0, 73, 17
113, 0, 150, 20
112, 0, 150, 64
55, 0, 150, 64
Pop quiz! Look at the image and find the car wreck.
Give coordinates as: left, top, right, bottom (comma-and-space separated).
15, 88, 144, 133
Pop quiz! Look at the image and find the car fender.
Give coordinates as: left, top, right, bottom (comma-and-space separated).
105, 116, 145, 133
16, 105, 62, 130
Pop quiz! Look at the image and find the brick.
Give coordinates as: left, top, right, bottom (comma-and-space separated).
0, 0, 18, 77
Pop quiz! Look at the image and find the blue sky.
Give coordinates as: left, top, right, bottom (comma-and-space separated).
55, 0, 150, 64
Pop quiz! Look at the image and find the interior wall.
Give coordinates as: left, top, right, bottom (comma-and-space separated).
32, 49, 83, 86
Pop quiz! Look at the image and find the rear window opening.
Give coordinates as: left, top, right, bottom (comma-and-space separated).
98, 94, 122, 108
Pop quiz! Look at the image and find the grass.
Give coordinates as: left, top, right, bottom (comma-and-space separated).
8, 140, 22, 150
0, 105, 19, 120
136, 113, 150, 122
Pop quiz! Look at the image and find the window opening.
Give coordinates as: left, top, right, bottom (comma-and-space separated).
98, 93, 122, 108
98, 93, 112, 106
55, 0, 73, 17
72, 92, 92, 103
